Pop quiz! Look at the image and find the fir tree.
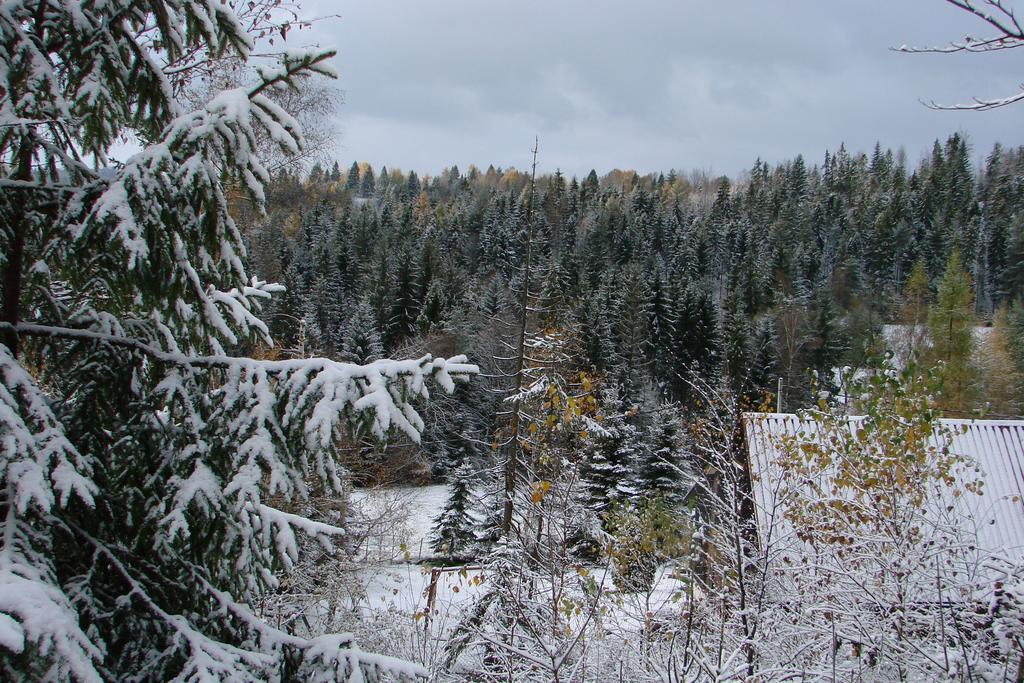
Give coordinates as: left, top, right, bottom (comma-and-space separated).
345, 161, 361, 192
928, 249, 977, 411
376, 166, 391, 198
612, 267, 652, 399
1005, 224, 1024, 304
418, 279, 448, 332
537, 257, 572, 329
359, 163, 377, 197
479, 276, 507, 318
387, 244, 422, 345
580, 388, 641, 514
636, 405, 686, 503
0, 5, 476, 679
581, 289, 617, 373
748, 315, 779, 407
808, 288, 847, 396
647, 264, 675, 374
430, 455, 478, 557
404, 170, 421, 199
582, 169, 600, 206
306, 237, 346, 354
339, 301, 384, 364
670, 283, 721, 406
308, 162, 325, 185
722, 292, 752, 399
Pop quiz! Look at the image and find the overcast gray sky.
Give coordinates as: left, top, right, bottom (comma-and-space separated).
296, 0, 1023, 177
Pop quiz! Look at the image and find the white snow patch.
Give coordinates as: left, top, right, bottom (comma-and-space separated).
349, 484, 450, 561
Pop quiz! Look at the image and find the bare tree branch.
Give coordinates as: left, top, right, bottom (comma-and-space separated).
895, 0, 1024, 110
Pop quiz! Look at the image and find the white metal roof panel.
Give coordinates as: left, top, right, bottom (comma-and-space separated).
743, 413, 1024, 563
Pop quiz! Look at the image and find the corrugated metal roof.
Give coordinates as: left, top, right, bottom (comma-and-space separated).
743, 413, 1024, 563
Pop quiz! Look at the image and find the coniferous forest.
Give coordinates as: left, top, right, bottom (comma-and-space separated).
6, 0, 1024, 680
253, 135, 1024, 484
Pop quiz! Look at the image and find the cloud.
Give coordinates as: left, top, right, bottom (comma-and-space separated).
299, 0, 1024, 176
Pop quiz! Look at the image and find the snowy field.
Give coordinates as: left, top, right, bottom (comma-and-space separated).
882, 323, 992, 368
345, 484, 688, 609
287, 484, 694, 678
346, 558, 688, 623
349, 484, 451, 561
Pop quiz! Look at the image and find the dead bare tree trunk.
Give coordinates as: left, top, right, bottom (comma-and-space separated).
500, 137, 539, 535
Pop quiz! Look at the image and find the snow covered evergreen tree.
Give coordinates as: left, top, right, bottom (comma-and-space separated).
636, 404, 687, 504
579, 388, 641, 514
808, 287, 846, 397
387, 243, 421, 345
306, 237, 346, 354
0, 3, 475, 679
417, 278, 449, 333
359, 163, 376, 198
748, 314, 778, 406
338, 300, 384, 364
612, 266, 652, 401
345, 161, 361, 192
430, 457, 477, 558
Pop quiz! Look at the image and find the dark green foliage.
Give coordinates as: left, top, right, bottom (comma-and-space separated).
430, 453, 478, 557
339, 301, 384, 363
1008, 303, 1024, 377
670, 283, 722, 408
579, 388, 642, 514
808, 289, 847, 396
387, 245, 421, 345
252, 135, 1024, 474
0, 1, 484, 678
612, 267, 653, 400
359, 163, 376, 197
346, 161, 361, 191
636, 405, 687, 503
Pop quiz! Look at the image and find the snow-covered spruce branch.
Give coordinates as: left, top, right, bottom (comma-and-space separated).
2, 0, 471, 679
0, 345, 95, 515
248, 503, 346, 572
0, 488, 102, 682
55, 48, 340, 357
63, 519, 428, 682
0, 321, 477, 443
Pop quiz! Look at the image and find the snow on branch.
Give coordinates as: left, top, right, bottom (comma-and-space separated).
70, 48, 338, 353
65, 520, 426, 681
249, 503, 346, 571
3, 320, 477, 546
922, 88, 1024, 110
0, 505, 103, 682
0, 345, 95, 516
894, 0, 1024, 110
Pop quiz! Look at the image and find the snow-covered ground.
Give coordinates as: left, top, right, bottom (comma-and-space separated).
284, 484, 696, 678
355, 563, 486, 619
341, 484, 688, 621
349, 484, 450, 561
882, 323, 992, 369
823, 324, 995, 397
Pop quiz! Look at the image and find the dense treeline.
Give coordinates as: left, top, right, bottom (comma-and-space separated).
242, 135, 1024, 678
251, 134, 1024, 424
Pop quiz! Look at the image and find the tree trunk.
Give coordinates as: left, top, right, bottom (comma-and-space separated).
2, 142, 33, 358
501, 137, 539, 535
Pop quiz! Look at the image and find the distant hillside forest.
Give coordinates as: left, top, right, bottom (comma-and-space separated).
244, 133, 1024, 482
